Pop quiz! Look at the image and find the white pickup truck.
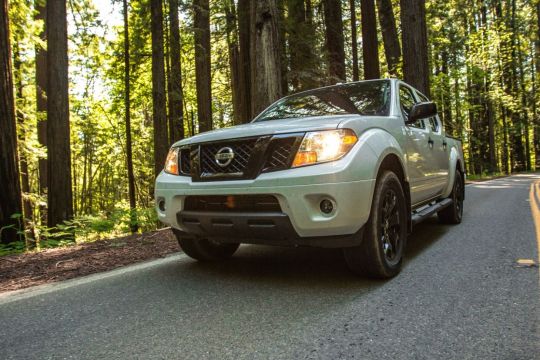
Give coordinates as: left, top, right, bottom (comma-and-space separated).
155, 79, 465, 278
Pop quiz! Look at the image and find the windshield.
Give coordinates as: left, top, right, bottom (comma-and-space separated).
254, 80, 391, 122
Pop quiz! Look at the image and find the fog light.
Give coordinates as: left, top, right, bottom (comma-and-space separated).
320, 199, 334, 214
158, 199, 166, 212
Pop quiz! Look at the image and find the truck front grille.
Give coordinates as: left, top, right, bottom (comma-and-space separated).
189, 134, 303, 181
184, 195, 281, 212
262, 137, 296, 172
179, 148, 191, 175
200, 139, 256, 176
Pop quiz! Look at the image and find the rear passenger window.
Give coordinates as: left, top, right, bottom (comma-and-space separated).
399, 86, 424, 129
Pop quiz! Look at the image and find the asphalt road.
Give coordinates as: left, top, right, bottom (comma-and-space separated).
1, 174, 539, 360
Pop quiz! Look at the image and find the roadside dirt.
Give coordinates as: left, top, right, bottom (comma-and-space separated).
0, 228, 179, 293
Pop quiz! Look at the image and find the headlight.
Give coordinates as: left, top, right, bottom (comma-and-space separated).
292, 129, 357, 167
164, 148, 179, 175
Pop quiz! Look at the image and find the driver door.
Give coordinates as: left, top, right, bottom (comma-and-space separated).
399, 85, 440, 205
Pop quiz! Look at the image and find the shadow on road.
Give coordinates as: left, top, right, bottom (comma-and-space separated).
170, 215, 449, 292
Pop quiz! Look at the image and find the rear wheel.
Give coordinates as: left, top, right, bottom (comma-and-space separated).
343, 171, 408, 279
173, 229, 239, 261
438, 168, 464, 224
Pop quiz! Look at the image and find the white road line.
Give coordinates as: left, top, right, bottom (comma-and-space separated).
0, 253, 187, 305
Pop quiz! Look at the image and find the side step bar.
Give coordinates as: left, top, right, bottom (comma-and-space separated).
411, 198, 453, 225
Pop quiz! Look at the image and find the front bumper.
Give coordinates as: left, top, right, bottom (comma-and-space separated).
155, 160, 375, 245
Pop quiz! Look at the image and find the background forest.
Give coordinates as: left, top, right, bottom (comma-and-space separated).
0, 0, 539, 250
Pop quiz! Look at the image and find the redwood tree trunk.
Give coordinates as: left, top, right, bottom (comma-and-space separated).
169, 0, 184, 142
151, 0, 169, 177
225, 0, 243, 125
194, 0, 212, 132
237, 0, 251, 122
323, 0, 345, 82
250, 0, 283, 117
400, 0, 430, 96
35, 0, 47, 203
287, 0, 317, 90
123, 0, 137, 233
376, 0, 400, 76
0, 0, 23, 243
360, 0, 380, 79
349, 0, 359, 81
13, 44, 33, 229
46, 0, 73, 228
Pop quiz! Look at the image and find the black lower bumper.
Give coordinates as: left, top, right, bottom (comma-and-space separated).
175, 210, 363, 248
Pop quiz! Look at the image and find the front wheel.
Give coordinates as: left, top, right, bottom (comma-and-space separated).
343, 171, 408, 279
173, 229, 239, 261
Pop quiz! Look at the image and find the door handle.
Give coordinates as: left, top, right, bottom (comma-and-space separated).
428, 137, 434, 148
442, 140, 447, 150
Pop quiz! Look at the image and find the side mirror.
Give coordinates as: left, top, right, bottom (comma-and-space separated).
408, 102, 437, 123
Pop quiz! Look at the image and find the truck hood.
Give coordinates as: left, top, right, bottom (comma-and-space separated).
172, 115, 359, 147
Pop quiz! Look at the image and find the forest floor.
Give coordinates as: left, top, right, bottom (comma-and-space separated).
0, 228, 179, 293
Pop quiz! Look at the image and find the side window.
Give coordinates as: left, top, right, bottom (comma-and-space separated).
399, 86, 424, 129
428, 118, 440, 133
416, 92, 440, 133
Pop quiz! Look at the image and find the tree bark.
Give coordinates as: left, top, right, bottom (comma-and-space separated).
123, 0, 137, 233
169, 0, 184, 141
35, 0, 47, 203
360, 0, 380, 79
194, 0, 212, 132
225, 0, 243, 125
287, 0, 317, 90
13, 43, 34, 231
250, 0, 283, 117
151, 0, 169, 177
0, 0, 23, 243
323, 0, 346, 82
46, 0, 73, 228
376, 0, 400, 76
400, 0, 430, 96
237, 0, 251, 122
349, 0, 359, 81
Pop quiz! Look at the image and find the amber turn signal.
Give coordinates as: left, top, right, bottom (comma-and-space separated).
164, 148, 179, 175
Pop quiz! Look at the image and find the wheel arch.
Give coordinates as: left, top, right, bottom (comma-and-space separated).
442, 146, 465, 198
375, 153, 412, 233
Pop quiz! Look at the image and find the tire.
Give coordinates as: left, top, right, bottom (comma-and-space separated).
343, 171, 408, 279
438, 168, 464, 225
173, 229, 239, 261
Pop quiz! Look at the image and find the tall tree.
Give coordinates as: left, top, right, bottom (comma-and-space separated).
35, 0, 47, 204
250, 0, 283, 116
123, 0, 137, 233
151, 0, 169, 176
360, 0, 380, 79
349, 0, 359, 81
168, 0, 184, 141
323, 0, 346, 82
376, 0, 400, 76
225, 0, 243, 125
287, 0, 318, 90
13, 42, 33, 230
46, 0, 73, 228
400, 0, 430, 96
194, 0, 212, 132
237, 0, 251, 122
0, 0, 23, 244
